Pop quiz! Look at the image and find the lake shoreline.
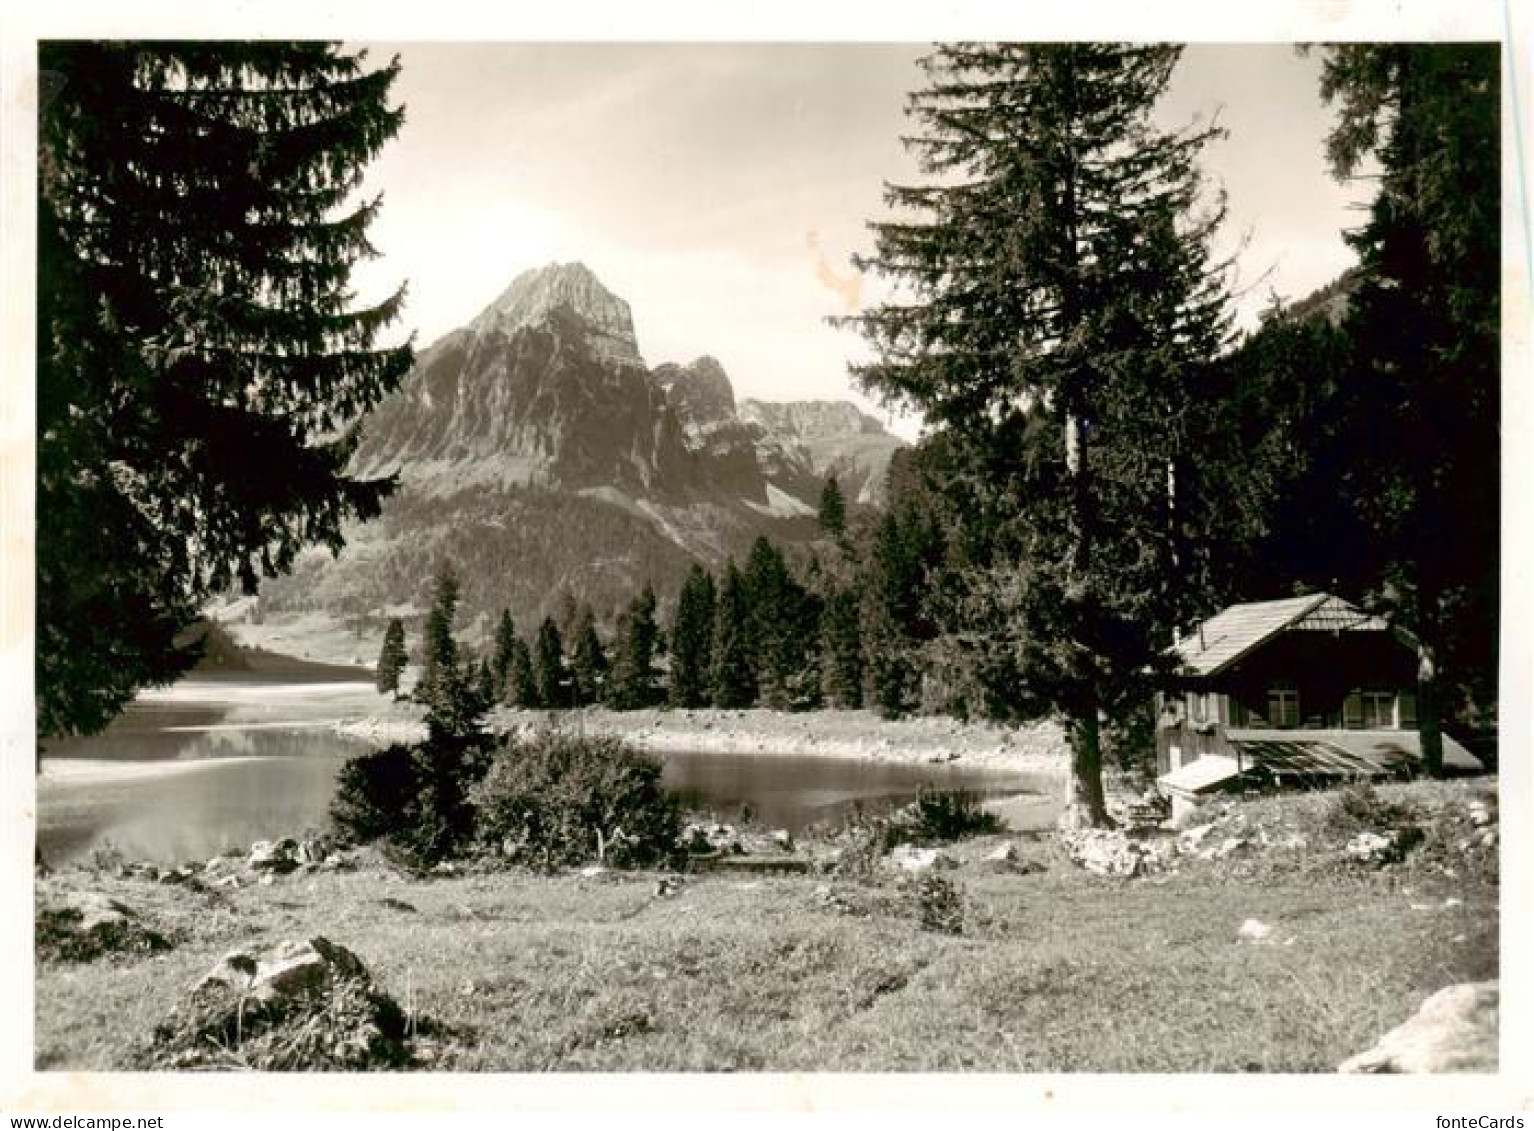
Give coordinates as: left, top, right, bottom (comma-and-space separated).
336, 701, 1071, 776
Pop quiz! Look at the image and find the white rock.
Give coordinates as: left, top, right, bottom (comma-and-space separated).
1237, 918, 1273, 943
983, 842, 1018, 863
1179, 823, 1216, 847
1339, 982, 1498, 1073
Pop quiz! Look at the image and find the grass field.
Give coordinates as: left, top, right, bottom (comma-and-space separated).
33, 779, 1498, 1072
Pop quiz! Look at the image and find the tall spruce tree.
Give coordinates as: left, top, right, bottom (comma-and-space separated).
669, 564, 717, 708
490, 609, 518, 702
820, 586, 865, 709
417, 561, 459, 711
845, 45, 1232, 826
37, 42, 413, 740
417, 562, 481, 739
710, 561, 757, 708
534, 617, 568, 709
570, 604, 609, 706
1315, 45, 1500, 775
817, 475, 847, 539
508, 635, 538, 708
375, 616, 407, 696
611, 584, 660, 710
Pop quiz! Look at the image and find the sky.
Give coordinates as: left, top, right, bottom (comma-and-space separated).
347, 43, 1368, 438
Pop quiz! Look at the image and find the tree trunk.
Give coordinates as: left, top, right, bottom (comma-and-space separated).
1059, 698, 1113, 829
1058, 408, 1112, 829
1416, 637, 1444, 779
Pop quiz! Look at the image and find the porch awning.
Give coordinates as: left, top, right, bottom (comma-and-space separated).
1226, 728, 1482, 776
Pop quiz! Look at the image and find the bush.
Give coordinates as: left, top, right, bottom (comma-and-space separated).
914, 874, 965, 935
470, 728, 680, 869
330, 736, 495, 866
1322, 781, 1421, 839
897, 787, 1001, 845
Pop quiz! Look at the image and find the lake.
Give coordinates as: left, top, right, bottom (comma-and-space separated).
35, 673, 1055, 865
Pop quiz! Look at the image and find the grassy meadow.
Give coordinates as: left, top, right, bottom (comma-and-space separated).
34, 779, 1497, 1073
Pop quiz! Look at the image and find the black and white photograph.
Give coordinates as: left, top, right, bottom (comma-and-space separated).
2, 0, 1527, 1116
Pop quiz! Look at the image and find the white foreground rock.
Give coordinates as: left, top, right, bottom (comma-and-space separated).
1339, 981, 1498, 1073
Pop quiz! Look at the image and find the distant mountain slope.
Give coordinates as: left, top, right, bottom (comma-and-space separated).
260, 262, 901, 642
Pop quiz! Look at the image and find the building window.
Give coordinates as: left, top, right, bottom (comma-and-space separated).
1267, 688, 1299, 728
1344, 689, 1398, 729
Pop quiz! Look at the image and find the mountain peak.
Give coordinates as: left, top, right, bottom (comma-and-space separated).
469, 261, 644, 366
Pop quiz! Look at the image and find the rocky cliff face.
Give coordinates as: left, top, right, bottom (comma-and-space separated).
268, 262, 903, 638
739, 399, 904, 506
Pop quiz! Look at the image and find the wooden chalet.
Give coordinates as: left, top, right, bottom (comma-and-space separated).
1154, 594, 1482, 806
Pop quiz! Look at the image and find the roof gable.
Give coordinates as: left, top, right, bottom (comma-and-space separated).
1172, 593, 1386, 677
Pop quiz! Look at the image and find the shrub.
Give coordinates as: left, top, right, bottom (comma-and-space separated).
914, 874, 965, 935
330, 736, 495, 866
470, 728, 680, 869
897, 787, 1001, 845
1322, 781, 1421, 839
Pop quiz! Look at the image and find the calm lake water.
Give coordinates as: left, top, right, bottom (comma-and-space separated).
36, 674, 1053, 865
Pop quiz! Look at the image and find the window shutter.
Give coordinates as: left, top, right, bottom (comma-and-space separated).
1398, 692, 1417, 728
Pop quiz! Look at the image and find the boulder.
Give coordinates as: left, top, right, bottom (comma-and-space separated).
1339, 982, 1498, 1073
248, 838, 300, 873
983, 842, 1018, 864
194, 937, 370, 1004
36, 892, 169, 960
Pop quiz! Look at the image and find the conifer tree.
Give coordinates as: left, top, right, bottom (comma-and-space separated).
509, 635, 538, 708
37, 42, 413, 740
375, 617, 407, 697
570, 604, 609, 706
743, 536, 820, 708
818, 475, 847, 539
845, 45, 1232, 825
417, 561, 460, 711
709, 561, 757, 708
417, 562, 482, 739
669, 564, 717, 708
490, 609, 518, 702
534, 617, 568, 709
611, 584, 660, 710
1315, 44, 1499, 775
820, 587, 865, 709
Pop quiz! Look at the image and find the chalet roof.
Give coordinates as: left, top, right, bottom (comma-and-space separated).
1171, 593, 1390, 678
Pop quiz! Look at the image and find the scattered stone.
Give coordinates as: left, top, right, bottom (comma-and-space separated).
884, 844, 959, 873
771, 829, 794, 852
1339, 982, 1498, 1073
212, 874, 242, 890
1179, 823, 1216, 848
682, 822, 741, 855
1209, 837, 1251, 861
1237, 918, 1274, 944
983, 842, 1018, 864
654, 875, 684, 898
248, 838, 301, 874
36, 892, 170, 963
1344, 829, 1417, 867
1062, 828, 1171, 878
